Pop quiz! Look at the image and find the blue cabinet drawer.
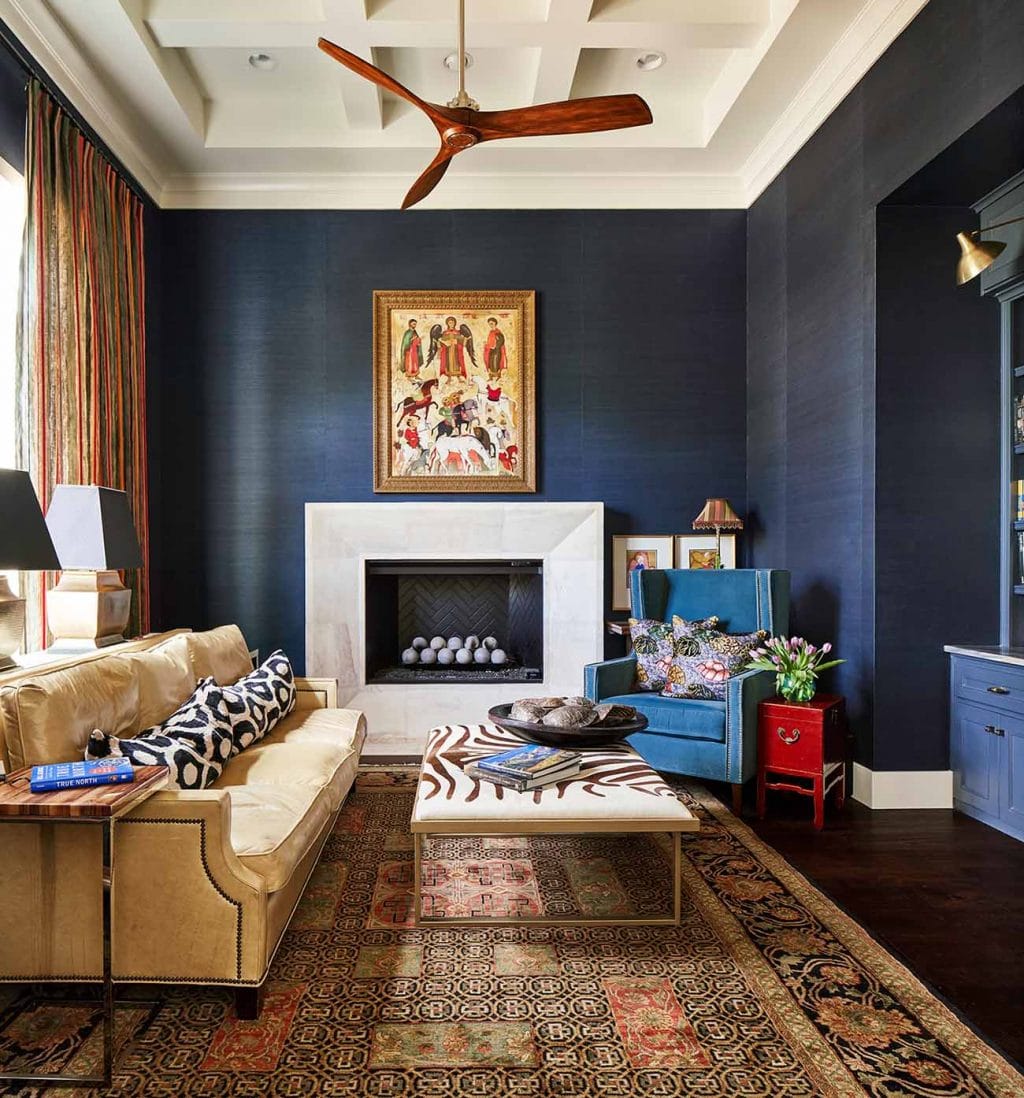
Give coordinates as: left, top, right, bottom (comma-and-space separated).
952, 657, 1024, 716
951, 701, 1003, 815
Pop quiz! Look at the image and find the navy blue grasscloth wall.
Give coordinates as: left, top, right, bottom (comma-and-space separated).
152, 210, 747, 667
747, 0, 1024, 770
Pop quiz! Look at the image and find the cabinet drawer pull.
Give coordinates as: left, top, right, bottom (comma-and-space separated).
987, 686, 1010, 695
777, 726, 801, 744
984, 725, 1006, 737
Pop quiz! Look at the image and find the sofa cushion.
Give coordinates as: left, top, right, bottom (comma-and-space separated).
600, 691, 726, 743
85, 678, 234, 789
222, 784, 335, 892
213, 707, 364, 889
0, 657, 140, 770
219, 650, 296, 755
181, 625, 253, 686
119, 637, 196, 731
216, 707, 363, 810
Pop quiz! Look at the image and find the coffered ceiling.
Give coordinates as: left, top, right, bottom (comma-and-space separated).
0, 0, 928, 208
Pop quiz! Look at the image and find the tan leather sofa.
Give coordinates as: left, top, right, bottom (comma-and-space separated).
0, 626, 365, 1018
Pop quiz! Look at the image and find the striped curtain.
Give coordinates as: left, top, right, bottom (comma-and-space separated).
15, 80, 149, 648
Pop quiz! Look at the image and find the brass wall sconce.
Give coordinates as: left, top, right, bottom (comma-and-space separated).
956, 215, 1024, 284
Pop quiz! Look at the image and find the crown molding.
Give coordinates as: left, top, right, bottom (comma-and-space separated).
0, 0, 167, 200
160, 170, 748, 210
740, 0, 929, 204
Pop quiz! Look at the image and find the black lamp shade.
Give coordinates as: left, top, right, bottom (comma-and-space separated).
0, 468, 60, 570
45, 485, 143, 570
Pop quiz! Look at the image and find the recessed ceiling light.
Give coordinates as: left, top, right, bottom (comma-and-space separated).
636, 51, 665, 72
248, 52, 277, 71
443, 51, 474, 71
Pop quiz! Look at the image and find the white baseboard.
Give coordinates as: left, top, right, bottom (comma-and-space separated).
851, 763, 953, 809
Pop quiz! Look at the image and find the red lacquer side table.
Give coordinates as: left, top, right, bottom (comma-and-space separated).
757, 695, 846, 829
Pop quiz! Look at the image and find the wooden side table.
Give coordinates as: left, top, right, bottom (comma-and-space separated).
0, 765, 168, 1088
756, 695, 846, 829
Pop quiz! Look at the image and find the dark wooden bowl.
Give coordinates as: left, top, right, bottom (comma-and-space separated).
487, 703, 647, 749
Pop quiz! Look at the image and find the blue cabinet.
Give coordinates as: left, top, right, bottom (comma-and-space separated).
949, 653, 1024, 842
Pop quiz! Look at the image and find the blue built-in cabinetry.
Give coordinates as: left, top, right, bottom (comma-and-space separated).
947, 649, 1024, 841
947, 171, 1024, 842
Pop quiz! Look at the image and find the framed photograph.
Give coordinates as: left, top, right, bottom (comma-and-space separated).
611, 535, 676, 612
673, 534, 737, 571
373, 290, 536, 493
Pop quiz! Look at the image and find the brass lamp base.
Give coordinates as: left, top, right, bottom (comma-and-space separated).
46, 569, 132, 650
0, 575, 25, 671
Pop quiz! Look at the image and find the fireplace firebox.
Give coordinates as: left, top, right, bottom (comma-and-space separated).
365, 560, 543, 684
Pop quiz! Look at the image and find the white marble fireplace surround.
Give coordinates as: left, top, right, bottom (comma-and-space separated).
306, 502, 604, 757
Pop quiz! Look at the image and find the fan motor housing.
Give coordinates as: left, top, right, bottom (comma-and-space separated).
443, 126, 480, 150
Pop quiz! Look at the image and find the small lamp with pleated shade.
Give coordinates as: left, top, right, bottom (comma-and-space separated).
692, 498, 743, 569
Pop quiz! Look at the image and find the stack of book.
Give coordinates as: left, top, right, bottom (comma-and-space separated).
466, 745, 581, 791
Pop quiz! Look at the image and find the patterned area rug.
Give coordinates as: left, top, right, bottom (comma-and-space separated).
0, 768, 1020, 1096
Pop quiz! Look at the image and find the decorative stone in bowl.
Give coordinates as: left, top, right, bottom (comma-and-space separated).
488, 697, 647, 749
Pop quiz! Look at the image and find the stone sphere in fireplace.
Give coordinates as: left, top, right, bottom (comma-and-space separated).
437, 648, 455, 665
465, 635, 480, 650
429, 636, 445, 651
420, 647, 437, 664
412, 636, 428, 650
447, 636, 464, 650
401, 647, 419, 665
474, 647, 490, 664
483, 636, 498, 651
455, 648, 473, 664
490, 649, 507, 665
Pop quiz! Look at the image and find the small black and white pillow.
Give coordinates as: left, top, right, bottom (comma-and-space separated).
85, 677, 233, 790
219, 650, 297, 756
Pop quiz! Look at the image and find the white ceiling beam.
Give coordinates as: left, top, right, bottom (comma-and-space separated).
118, 0, 205, 137
530, 0, 589, 104
147, 20, 765, 50
323, 0, 383, 130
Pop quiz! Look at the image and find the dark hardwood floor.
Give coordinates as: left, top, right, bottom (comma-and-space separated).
711, 783, 1024, 1066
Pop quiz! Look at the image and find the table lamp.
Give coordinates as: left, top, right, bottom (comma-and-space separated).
0, 469, 61, 669
692, 498, 743, 568
44, 484, 143, 649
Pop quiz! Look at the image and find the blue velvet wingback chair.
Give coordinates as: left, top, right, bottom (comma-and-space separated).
584, 568, 790, 811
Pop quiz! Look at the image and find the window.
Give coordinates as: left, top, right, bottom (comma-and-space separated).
0, 155, 25, 596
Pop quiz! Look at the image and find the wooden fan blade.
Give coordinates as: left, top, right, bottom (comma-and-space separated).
473, 94, 652, 141
401, 147, 457, 210
318, 38, 438, 119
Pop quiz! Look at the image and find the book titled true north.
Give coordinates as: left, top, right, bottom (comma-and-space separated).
476, 745, 578, 778
30, 758, 135, 794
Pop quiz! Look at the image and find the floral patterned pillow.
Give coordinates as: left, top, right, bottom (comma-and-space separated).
631, 616, 722, 692
662, 627, 768, 701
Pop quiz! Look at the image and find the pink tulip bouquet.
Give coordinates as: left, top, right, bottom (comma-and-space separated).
745, 635, 844, 703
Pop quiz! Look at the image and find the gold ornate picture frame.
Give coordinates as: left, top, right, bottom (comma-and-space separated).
373, 289, 536, 493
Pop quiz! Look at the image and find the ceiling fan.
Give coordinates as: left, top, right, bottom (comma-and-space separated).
317, 0, 653, 209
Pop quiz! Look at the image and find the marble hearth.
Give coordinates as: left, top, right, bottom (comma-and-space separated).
306, 502, 604, 756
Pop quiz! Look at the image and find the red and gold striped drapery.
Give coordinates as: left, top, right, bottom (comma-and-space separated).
15, 80, 149, 647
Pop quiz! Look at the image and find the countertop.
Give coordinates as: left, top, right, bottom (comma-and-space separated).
944, 645, 1024, 667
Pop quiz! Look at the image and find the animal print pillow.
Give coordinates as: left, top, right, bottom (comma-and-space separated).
85, 677, 233, 790
220, 650, 297, 756
662, 628, 768, 701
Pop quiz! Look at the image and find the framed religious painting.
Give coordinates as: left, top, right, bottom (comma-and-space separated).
373, 290, 536, 492
611, 535, 675, 612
